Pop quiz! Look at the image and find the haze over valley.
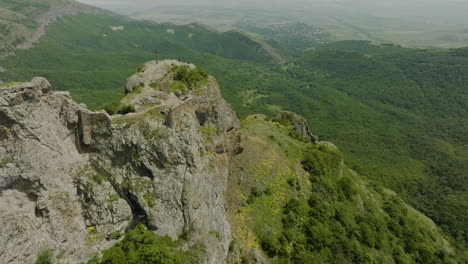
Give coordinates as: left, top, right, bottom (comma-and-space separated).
79, 0, 468, 48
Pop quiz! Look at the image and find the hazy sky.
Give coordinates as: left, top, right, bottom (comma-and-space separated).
77, 0, 468, 11
77, 0, 468, 25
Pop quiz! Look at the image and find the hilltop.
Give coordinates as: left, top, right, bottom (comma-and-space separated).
0, 60, 241, 263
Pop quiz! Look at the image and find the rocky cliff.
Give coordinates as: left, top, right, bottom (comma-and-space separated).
0, 60, 242, 263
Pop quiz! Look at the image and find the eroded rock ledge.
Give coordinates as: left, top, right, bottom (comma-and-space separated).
0, 60, 242, 264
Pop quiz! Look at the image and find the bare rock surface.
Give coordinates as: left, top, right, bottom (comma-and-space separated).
0, 60, 242, 263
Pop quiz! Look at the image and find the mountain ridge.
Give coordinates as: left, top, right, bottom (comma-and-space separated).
0, 60, 461, 263
0, 0, 118, 59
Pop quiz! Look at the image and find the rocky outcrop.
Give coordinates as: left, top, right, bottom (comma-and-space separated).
277, 110, 318, 142
0, 60, 242, 263
0, 78, 95, 264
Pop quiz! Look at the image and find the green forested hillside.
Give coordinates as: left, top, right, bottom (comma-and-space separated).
227, 117, 458, 263
212, 42, 468, 251
0, 7, 467, 260
207, 42, 468, 253
0, 0, 103, 56
289, 46, 468, 247
0, 13, 278, 108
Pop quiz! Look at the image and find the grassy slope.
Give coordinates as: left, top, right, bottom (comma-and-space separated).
227, 117, 461, 263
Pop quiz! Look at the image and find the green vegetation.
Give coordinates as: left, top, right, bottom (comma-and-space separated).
117, 104, 136, 115
246, 186, 264, 205
169, 81, 188, 94
200, 126, 217, 142
35, 249, 54, 264
0, 6, 466, 258
167, 65, 209, 96
107, 231, 122, 240
75, 165, 108, 186
100, 100, 120, 115
170, 65, 209, 90
228, 118, 460, 263
218, 42, 467, 254
149, 80, 160, 89
0, 0, 86, 57
100, 100, 135, 116
266, 117, 311, 143
289, 46, 468, 248
263, 148, 450, 263
0, 156, 13, 168
143, 192, 155, 207
0, 82, 21, 86
107, 194, 120, 203
0, 13, 276, 109
86, 224, 200, 264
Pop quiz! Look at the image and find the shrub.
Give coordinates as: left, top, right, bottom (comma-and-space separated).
143, 192, 155, 207
117, 104, 135, 115
228, 240, 236, 252
258, 232, 283, 257
35, 249, 54, 264
170, 65, 208, 90
264, 187, 272, 196
108, 231, 122, 240
338, 176, 357, 198
286, 178, 295, 187
246, 186, 262, 204
270, 118, 290, 127
137, 64, 146, 73
289, 130, 309, 143
95, 224, 184, 264
169, 81, 188, 94
101, 101, 120, 115
306, 224, 333, 250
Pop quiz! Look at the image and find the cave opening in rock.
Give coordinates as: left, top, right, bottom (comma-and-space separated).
122, 188, 157, 231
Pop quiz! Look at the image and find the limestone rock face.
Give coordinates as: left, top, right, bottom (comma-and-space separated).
0, 78, 98, 264
0, 60, 242, 263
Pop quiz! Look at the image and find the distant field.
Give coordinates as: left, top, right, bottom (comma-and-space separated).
132, 4, 468, 49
